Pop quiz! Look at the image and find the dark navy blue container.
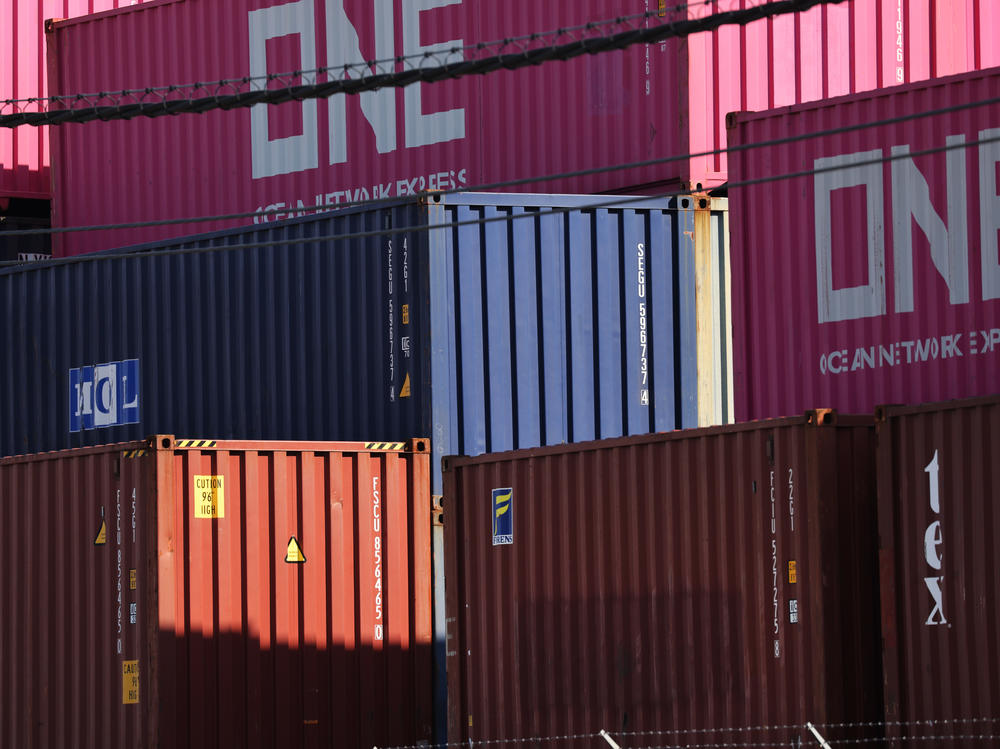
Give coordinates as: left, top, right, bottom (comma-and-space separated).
2, 193, 730, 464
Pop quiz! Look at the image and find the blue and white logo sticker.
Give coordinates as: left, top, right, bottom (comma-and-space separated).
69, 359, 140, 433
492, 487, 513, 546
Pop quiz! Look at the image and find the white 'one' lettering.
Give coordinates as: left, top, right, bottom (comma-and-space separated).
249, 0, 467, 179
815, 132, 1000, 323
814, 150, 886, 323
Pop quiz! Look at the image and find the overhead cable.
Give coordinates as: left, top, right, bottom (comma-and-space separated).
1, 87, 997, 240
2, 130, 997, 273
0, 0, 848, 128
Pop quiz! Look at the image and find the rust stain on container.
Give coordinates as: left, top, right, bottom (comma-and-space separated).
444, 415, 884, 746
0, 436, 432, 748
877, 396, 1000, 749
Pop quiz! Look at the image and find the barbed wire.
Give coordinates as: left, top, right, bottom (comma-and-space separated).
5, 1, 691, 110
828, 734, 1000, 745
376, 718, 1000, 749
2, 125, 996, 272
0, 85, 996, 241
632, 741, 798, 749
814, 718, 1000, 731
619, 724, 806, 738
0, 0, 848, 127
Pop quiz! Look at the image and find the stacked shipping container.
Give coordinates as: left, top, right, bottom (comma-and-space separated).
443, 411, 885, 746
0, 192, 731, 466
728, 65, 1000, 420
0, 191, 731, 741
877, 396, 1000, 748
0, 436, 433, 749
0, 0, 151, 199
38, 0, 997, 254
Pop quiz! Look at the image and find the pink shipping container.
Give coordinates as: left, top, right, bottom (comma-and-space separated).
444, 412, 885, 747
0, 0, 150, 199
876, 396, 1000, 748
728, 65, 1000, 422
43, 0, 996, 255
0, 436, 433, 749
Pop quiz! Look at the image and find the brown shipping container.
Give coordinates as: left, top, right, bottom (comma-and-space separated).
0, 436, 432, 749
877, 396, 1000, 748
444, 414, 884, 747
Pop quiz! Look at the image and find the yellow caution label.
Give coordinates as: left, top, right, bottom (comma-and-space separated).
788, 560, 798, 584
122, 660, 139, 704
285, 536, 306, 564
194, 475, 225, 518
94, 519, 107, 546
658, 0, 667, 16
401, 304, 409, 325
129, 569, 137, 590
399, 373, 411, 399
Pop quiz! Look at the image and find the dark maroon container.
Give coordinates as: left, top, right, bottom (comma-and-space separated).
444, 412, 884, 747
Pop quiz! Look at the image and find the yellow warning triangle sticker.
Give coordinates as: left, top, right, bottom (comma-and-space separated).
94, 519, 107, 546
285, 536, 306, 564
399, 372, 411, 399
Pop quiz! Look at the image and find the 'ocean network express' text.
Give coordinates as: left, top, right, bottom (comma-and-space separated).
253, 168, 468, 222
820, 326, 999, 375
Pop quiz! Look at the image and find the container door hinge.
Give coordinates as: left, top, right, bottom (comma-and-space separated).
432, 495, 444, 527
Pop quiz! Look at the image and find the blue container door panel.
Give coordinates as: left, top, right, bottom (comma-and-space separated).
482, 205, 515, 455
595, 209, 625, 440
647, 210, 680, 433
619, 209, 648, 437
454, 205, 488, 459
567, 208, 596, 443
509, 207, 542, 452
429, 208, 460, 495
538, 208, 569, 446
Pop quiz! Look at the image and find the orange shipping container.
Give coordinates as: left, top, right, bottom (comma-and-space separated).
0, 436, 432, 749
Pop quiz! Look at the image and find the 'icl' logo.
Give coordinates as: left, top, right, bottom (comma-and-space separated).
69, 359, 140, 432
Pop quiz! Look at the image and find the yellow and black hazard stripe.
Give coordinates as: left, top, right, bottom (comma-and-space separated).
175, 439, 218, 449
364, 442, 406, 451
121, 449, 147, 459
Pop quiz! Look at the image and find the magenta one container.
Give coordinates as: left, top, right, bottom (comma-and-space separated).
728, 65, 1000, 421
0, 0, 152, 199
44, 0, 996, 254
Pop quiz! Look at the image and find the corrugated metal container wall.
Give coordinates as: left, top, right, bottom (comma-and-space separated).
0, 0, 150, 198
45, 0, 995, 254
0, 193, 732, 467
0, 436, 433, 749
728, 66, 1000, 422
684, 0, 999, 189
0, 192, 731, 742
876, 396, 1000, 749
45, 0, 685, 255
444, 413, 884, 747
